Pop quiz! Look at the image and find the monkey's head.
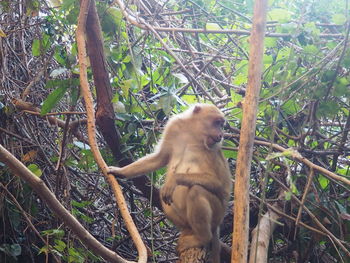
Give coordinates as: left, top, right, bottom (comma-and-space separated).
190, 104, 226, 149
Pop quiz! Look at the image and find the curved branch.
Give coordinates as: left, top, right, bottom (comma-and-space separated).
76, 1, 147, 262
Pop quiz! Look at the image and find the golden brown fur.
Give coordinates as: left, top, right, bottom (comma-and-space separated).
108, 104, 232, 263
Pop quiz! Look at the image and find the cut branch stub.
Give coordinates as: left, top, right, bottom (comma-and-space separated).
178, 247, 210, 263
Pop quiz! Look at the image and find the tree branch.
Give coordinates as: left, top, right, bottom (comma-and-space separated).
76, 0, 147, 262
232, 1, 268, 262
0, 144, 133, 263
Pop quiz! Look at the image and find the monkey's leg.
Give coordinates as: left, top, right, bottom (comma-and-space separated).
177, 185, 214, 253
162, 185, 190, 228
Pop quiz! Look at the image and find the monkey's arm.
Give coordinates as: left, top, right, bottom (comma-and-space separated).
108, 148, 170, 178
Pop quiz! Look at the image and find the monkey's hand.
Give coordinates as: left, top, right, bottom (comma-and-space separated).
107, 166, 126, 179
160, 183, 175, 205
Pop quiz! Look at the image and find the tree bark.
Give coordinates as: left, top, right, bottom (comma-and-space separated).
178, 247, 210, 263
85, 0, 162, 210
249, 193, 283, 263
231, 0, 268, 262
77, 1, 147, 262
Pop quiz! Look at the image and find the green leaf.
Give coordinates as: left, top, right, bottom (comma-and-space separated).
231, 91, 243, 105
334, 77, 350, 96
304, 45, 318, 54
38, 246, 48, 255
54, 46, 67, 66
182, 94, 197, 104
112, 101, 125, 113
141, 74, 150, 87
27, 163, 42, 177
107, 6, 123, 25
173, 73, 188, 84
284, 191, 292, 201
70, 86, 80, 106
54, 239, 67, 252
265, 37, 277, 48
62, 0, 76, 10
41, 229, 64, 237
317, 100, 340, 117
205, 22, 221, 30
32, 39, 41, 56
318, 175, 329, 189
32, 34, 51, 57
235, 61, 248, 75
122, 55, 131, 63
68, 247, 84, 263
268, 9, 292, 23
120, 79, 133, 97
41, 85, 69, 115
332, 14, 346, 25
50, 67, 68, 77
72, 200, 91, 208
281, 100, 300, 115
263, 54, 273, 65
291, 182, 299, 194
304, 22, 321, 37
233, 73, 247, 85
159, 95, 176, 115
143, 208, 152, 217
73, 141, 90, 150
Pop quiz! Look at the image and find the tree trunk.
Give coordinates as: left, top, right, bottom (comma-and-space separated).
178, 247, 210, 263
232, 0, 268, 262
85, 0, 162, 210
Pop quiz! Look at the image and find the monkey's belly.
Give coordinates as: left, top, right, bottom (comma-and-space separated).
161, 185, 225, 230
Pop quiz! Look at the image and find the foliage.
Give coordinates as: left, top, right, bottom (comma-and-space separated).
0, 0, 349, 262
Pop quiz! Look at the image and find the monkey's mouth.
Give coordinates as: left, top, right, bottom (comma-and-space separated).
207, 136, 222, 147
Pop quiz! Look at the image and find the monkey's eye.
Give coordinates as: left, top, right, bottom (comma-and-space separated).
213, 119, 225, 128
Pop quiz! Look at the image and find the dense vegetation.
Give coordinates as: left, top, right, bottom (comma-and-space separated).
0, 0, 349, 262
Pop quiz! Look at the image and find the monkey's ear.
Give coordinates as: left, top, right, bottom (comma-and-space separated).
193, 105, 202, 114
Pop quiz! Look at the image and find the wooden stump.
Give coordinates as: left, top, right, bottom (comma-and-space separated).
178, 247, 210, 263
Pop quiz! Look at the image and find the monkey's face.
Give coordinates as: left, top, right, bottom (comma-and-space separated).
190, 104, 226, 149
204, 116, 225, 147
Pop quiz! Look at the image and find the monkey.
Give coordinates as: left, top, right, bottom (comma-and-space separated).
108, 104, 232, 263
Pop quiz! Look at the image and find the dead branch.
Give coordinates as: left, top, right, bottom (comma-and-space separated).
249, 192, 284, 263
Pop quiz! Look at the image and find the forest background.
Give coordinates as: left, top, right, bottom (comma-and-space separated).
0, 0, 350, 262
